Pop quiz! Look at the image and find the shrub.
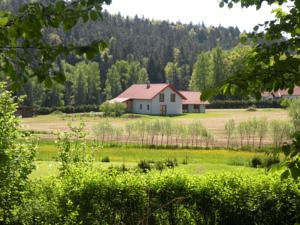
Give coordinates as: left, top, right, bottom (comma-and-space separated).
0, 83, 36, 223
207, 100, 281, 109
165, 158, 178, 168
251, 157, 263, 168
154, 161, 166, 171
17, 170, 300, 225
100, 102, 126, 117
101, 156, 110, 163
265, 157, 280, 169
246, 106, 257, 111
182, 158, 188, 165
34, 105, 100, 115
224, 119, 235, 149
288, 97, 300, 131
138, 160, 151, 172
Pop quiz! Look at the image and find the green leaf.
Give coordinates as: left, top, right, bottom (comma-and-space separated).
90, 11, 98, 21
282, 144, 291, 157
201, 88, 217, 101
45, 77, 53, 88
55, 1, 65, 12
228, 2, 233, 8
295, 0, 300, 9
53, 72, 66, 83
280, 170, 290, 180
219, 2, 225, 8
0, 15, 9, 27
290, 167, 300, 180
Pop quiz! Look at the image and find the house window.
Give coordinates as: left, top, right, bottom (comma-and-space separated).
140, 104, 143, 110
170, 93, 176, 102
194, 104, 200, 110
159, 93, 164, 102
182, 105, 188, 113
147, 104, 150, 110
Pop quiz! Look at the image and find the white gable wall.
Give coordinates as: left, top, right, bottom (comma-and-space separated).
151, 87, 182, 115
132, 99, 152, 114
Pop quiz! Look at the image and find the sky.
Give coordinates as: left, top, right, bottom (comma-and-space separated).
104, 0, 276, 32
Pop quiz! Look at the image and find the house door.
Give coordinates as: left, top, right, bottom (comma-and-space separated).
160, 105, 167, 115
126, 100, 133, 113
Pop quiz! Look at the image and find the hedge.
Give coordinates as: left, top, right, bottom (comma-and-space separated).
32, 100, 282, 115
207, 100, 282, 109
34, 105, 100, 115
16, 169, 300, 225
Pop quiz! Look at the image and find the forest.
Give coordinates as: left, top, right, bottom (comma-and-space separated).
0, 0, 245, 108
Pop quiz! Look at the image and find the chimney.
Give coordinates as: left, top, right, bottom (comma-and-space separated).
146, 82, 150, 89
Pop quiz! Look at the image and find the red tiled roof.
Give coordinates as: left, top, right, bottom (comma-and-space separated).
262, 86, 300, 98
179, 91, 209, 105
113, 83, 186, 100
109, 97, 130, 103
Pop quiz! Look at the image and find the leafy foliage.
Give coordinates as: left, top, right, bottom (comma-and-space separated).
0, 82, 36, 223
56, 122, 96, 175
0, 0, 111, 89
99, 102, 126, 117
217, 0, 300, 98
17, 169, 300, 225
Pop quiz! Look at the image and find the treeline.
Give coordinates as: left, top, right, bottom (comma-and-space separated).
1, 0, 246, 108
93, 119, 215, 147
19, 44, 254, 108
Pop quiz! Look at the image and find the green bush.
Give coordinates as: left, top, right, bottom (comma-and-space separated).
101, 156, 110, 163
207, 100, 281, 109
251, 157, 263, 168
165, 158, 178, 168
34, 105, 100, 115
265, 157, 280, 168
0, 83, 36, 223
17, 169, 300, 225
99, 102, 126, 117
137, 160, 151, 172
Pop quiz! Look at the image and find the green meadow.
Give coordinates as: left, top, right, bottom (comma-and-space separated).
31, 141, 268, 178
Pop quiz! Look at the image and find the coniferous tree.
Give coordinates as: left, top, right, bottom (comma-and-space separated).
212, 45, 225, 88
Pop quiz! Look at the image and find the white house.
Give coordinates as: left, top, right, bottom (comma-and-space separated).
109, 83, 208, 115
179, 91, 209, 113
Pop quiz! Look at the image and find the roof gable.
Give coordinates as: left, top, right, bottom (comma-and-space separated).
115, 83, 186, 100
262, 86, 300, 98
179, 91, 209, 105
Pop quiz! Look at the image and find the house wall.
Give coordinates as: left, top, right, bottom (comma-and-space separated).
184, 104, 206, 113
132, 99, 152, 114
151, 87, 182, 115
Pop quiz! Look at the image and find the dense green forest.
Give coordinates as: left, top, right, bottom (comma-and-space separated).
1, 0, 243, 107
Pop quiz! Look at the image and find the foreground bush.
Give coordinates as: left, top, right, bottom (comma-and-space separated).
100, 102, 126, 117
18, 168, 300, 225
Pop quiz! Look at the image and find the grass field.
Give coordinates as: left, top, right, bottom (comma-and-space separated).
21, 108, 288, 146
24, 109, 285, 178
30, 141, 269, 178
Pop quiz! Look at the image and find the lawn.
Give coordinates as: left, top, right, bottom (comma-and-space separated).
24, 109, 286, 178
30, 140, 268, 178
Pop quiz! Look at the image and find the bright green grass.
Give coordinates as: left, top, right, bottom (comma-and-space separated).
30, 160, 264, 178
37, 141, 266, 164
31, 140, 268, 178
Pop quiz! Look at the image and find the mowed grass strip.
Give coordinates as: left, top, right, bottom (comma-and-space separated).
37, 141, 266, 165
31, 160, 264, 178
